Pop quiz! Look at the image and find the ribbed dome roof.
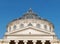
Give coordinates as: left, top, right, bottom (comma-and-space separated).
12, 8, 50, 23
7, 8, 54, 28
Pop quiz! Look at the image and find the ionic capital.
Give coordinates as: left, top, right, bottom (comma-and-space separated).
32, 40, 37, 43
23, 40, 28, 43
15, 40, 19, 43
41, 40, 45, 43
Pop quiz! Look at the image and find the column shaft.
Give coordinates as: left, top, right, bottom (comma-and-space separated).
15, 40, 18, 44
16, 42, 18, 44
23, 40, 27, 44
41, 40, 45, 44
33, 40, 36, 44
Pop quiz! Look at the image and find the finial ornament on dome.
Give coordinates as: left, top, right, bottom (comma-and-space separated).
28, 8, 33, 13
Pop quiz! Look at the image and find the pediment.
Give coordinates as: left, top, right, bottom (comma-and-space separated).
6, 27, 53, 35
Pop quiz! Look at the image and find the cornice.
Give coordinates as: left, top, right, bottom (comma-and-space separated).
5, 26, 55, 36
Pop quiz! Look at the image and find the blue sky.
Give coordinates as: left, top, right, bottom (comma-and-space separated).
0, 0, 60, 39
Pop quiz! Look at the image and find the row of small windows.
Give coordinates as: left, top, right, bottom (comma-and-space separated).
9, 24, 24, 30
8, 23, 51, 31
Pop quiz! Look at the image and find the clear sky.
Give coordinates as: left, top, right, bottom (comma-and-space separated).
0, 0, 60, 39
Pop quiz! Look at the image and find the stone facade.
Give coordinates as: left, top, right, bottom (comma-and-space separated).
0, 8, 60, 44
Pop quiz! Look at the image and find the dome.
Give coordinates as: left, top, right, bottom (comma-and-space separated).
12, 8, 49, 22
7, 8, 54, 33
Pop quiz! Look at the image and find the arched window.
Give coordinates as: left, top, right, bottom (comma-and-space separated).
36, 24, 40, 28
13, 25, 16, 29
44, 25, 47, 29
9, 27, 11, 31
28, 23, 32, 26
26, 15, 33, 19
9, 27, 11, 29
50, 26, 51, 31
20, 24, 24, 28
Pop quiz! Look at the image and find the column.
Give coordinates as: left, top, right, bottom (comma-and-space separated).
23, 40, 27, 44
33, 40, 37, 44
41, 40, 45, 44
15, 40, 18, 44
50, 40, 53, 44
7, 40, 10, 44
2, 39, 9, 44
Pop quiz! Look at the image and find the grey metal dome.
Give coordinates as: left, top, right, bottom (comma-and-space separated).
7, 8, 54, 28
12, 8, 51, 23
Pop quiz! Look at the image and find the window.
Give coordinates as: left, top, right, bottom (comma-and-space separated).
36, 24, 40, 28
44, 25, 47, 29
26, 15, 33, 19
13, 25, 16, 29
49, 26, 51, 31
9, 27, 11, 31
20, 24, 24, 28
9, 27, 11, 30
28, 23, 32, 26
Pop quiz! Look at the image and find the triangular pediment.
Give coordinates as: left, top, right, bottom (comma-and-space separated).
5, 27, 55, 35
